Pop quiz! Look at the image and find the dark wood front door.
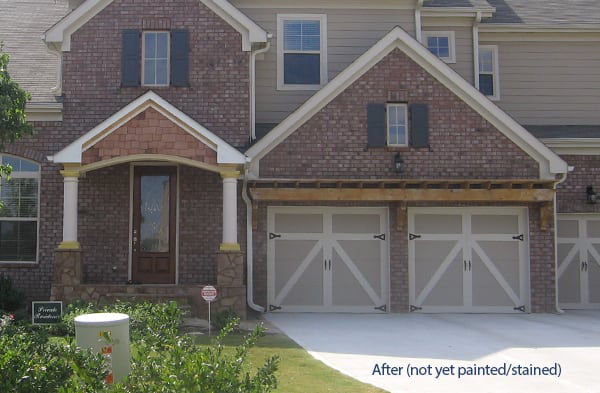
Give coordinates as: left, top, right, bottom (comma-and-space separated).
132, 166, 176, 284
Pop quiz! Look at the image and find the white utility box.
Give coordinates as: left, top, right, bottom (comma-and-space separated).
74, 313, 130, 384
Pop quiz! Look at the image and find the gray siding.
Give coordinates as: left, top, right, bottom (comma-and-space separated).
423, 26, 474, 84
243, 8, 416, 124
480, 40, 600, 125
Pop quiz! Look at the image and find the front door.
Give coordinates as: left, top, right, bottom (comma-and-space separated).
132, 166, 176, 284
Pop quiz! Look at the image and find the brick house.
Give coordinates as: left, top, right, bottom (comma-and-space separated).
0, 0, 598, 316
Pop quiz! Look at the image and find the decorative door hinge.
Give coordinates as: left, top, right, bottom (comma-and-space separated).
269, 233, 281, 240
374, 304, 387, 312
512, 234, 524, 241
269, 304, 282, 311
373, 233, 386, 240
513, 305, 526, 312
409, 233, 421, 240
410, 305, 422, 312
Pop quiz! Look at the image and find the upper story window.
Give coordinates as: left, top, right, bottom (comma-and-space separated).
122, 29, 189, 88
143, 31, 170, 86
387, 103, 408, 146
422, 31, 456, 63
478, 45, 499, 100
0, 155, 40, 263
277, 14, 327, 90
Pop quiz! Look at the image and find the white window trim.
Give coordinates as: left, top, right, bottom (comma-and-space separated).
142, 31, 170, 87
386, 103, 408, 147
478, 45, 500, 101
276, 14, 328, 91
421, 31, 456, 63
0, 155, 40, 265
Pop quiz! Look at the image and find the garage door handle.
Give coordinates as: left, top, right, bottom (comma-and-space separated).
464, 260, 467, 271
328, 260, 331, 270
468, 261, 471, 271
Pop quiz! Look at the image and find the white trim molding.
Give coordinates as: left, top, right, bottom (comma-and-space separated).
44, 0, 268, 52
421, 30, 456, 63
25, 103, 64, 122
276, 14, 328, 91
542, 138, 600, 155
246, 26, 567, 179
50, 91, 246, 165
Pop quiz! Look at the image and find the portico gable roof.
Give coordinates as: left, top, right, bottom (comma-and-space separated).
50, 91, 246, 166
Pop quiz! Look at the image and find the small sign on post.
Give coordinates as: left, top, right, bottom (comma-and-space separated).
201, 285, 218, 336
32, 301, 63, 325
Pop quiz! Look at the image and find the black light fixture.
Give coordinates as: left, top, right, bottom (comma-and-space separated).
587, 185, 597, 204
394, 153, 404, 173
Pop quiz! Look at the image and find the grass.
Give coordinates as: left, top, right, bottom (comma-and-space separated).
195, 332, 386, 393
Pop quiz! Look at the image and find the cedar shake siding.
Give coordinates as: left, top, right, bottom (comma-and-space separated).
259, 48, 540, 179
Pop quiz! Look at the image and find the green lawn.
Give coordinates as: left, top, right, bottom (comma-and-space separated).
195, 333, 386, 393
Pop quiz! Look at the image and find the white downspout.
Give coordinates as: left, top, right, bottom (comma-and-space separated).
242, 166, 265, 312
249, 40, 271, 141
415, 0, 424, 42
473, 11, 482, 88
553, 169, 571, 314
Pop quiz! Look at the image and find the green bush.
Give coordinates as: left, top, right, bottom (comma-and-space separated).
0, 273, 25, 312
212, 308, 240, 332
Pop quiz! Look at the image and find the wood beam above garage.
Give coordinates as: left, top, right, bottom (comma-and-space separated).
248, 179, 556, 202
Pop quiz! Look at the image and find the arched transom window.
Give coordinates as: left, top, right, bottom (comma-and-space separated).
0, 155, 40, 263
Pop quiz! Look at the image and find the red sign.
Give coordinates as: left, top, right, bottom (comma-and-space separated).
201, 285, 218, 302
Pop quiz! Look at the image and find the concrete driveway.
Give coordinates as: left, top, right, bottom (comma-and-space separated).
266, 311, 600, 393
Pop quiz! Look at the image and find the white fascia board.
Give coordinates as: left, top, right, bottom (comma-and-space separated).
247, 26, 567, 178
542, 139, 600, 156
52, 91, 245, 165
25, 102, 64, 122
44, 0, 267, 52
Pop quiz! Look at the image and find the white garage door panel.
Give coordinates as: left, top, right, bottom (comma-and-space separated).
409, 207, 529, 313
558, 215, 600, 309
268, 207, 389, 313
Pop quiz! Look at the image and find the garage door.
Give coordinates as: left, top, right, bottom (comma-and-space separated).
267, 207, 389, 312
408, 207, 530, 313
557, 214, 600, 309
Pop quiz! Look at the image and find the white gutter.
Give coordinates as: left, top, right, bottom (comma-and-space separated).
552, 169, 571, 314
415, 0, 424, 41
473, 11, 482, 89
242, 166, 265, 313
249, 39, 271, 141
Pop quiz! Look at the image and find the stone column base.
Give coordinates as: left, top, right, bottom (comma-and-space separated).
53, 249, 83, 286
217, 251, 244, 287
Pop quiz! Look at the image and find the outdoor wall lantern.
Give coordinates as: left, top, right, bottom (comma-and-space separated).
394, 153, 404, 173
587, 185, 597, 204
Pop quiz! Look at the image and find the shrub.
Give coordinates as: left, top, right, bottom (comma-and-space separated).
212, 308, 240, 332
0, 273, 25, 312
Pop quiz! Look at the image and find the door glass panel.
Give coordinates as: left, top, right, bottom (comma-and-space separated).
558, 243, 581, 304
332, 214, 380, 233
558, 219, 579, 238
332, 248, 373, 306
415, 240, 463, 306
275, 213, 323, 233
472, 242, 516, 307
471, 215, 518, 234
415, 214, 462, 234
587, 220, 600, 237
140, 175, 170, 252
589, 248, 600, 303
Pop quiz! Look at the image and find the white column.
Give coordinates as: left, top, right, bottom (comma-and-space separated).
59, 167, 80, 250
220, 171, 240, 251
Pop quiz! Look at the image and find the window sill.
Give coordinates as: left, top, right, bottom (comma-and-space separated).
0, 261, 38, 267
277, 83, 324, 91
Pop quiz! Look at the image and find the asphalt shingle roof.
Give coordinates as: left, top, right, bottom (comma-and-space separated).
424, 0, 492, 9
0, 0, 69, 104
483, 0, 600, 25
527, 126, 600, 139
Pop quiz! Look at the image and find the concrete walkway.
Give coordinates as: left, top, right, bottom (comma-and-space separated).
266, 312, 600, 393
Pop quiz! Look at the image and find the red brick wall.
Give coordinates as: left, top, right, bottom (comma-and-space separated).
260, 48, 539, 179
557, 155, 600, 214
253, 202, 555, 313
62, 0, 250, 150
83, 108, 217, 165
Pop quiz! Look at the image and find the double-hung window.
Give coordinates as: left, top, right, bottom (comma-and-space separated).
142, 31, 170, 86
478, 45, 499, 100
0, 156, 40, 263
277, 14, 327, 90
422, 31, 456, 63
387, 104, 408, 146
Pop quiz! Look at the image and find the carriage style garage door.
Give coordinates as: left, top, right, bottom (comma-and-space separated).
267, 207, 389, 313
408, 207, 530, 313
557, 214, 600, 309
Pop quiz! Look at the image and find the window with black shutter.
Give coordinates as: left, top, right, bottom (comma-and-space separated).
170, 29, 189, 87
122, 30, 141, 87
367, 103, 386, 147
410, 104, 429, 148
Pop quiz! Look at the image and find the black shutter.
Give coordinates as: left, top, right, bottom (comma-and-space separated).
367, 103, 386, 147
171, 29, 189, 87
121, 30, 140, 87
410, 104, 429, 148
